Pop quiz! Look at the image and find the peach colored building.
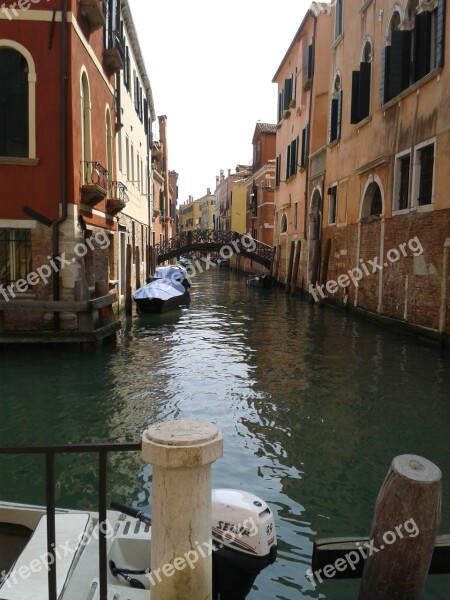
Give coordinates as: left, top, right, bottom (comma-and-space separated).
272, 2, 332, 292
316, 0, 450, 342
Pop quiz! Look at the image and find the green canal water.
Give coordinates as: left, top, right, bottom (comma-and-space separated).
1, 268, 449, 599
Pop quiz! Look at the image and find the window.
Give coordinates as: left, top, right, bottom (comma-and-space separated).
275, 155, 281, 186
329, 74, 342, 143
286, 137, 299, 179
351, 41, 372, 123
130, 143, 134, 184
393, 151, 411, 211
125, 135, 130, 178
300, 126, 309, 168
0, 229, 31, 287
280, 213, 288, 233
328, 186, 337, 224
412, 142, 435, 206
124, 46, 130, 90
294, 202, 298, 229
136, 153, 140, 191
0, 47, 29, 158
277, 74, 295, 121
117, 130, 122, 173
81, 71, 92, 181
381, 0, 445, 104
361, 181, 383, 218
335, 0, 343, 39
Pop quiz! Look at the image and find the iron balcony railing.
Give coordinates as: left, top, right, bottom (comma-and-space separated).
108, 181, 129, 204
0, 442, 141, 600
82, 161, 109, 191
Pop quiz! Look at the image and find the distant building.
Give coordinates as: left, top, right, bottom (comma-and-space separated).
178, 196, 202, 232
214, 166, 251, 232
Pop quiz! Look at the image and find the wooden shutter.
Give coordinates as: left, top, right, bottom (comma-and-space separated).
286, 144, 291, 179
350, 71, 360, 124
413, 11, 431, 81
389, 30, 411, 97
435, 0, 445, 68
359, 62, 371, 120
278, 91, 283, 122
330, 98, 338, 142
284, 78, 292, 110
337, 91, 342, 139
144, 100, 148, 134
301, 128, 307, 167
306, 44, 314, 79
290, 138, 298, 175
380, 46, 391, 105
276, 155, 281, 186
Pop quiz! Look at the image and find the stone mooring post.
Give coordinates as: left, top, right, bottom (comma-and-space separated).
142, 420, 223, 600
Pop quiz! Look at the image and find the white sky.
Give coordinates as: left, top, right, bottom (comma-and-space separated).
127, 0, 311, 204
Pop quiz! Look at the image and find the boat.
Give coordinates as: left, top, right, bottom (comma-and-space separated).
217, 258, 229, 268
0, 489, 277, 599
133, 266, 190, 314
246, 273, 274, 288
176, 257, 192, 268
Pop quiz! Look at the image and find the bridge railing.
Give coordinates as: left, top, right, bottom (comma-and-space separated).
153, 229, 274, 267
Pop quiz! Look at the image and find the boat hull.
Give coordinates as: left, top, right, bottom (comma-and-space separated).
134, 291, 189, 314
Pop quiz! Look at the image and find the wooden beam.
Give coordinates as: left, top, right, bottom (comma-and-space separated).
312, 534, 450, 579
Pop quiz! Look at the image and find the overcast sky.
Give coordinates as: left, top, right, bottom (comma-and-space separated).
127, 0, 311, 204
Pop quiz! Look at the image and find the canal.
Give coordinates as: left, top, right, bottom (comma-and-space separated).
1, 267, 449, 599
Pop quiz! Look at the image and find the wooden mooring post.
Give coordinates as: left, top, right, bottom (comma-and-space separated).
312, 454, 443, 598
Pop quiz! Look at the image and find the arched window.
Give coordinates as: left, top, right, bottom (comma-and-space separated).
381, 0, 444, 104
280, 213, 288, 233
0, 43, 36, 159
329, 73, 342, 143
361, 181, 383, 219
81, 71, 92, 182
351, 40, 372, 124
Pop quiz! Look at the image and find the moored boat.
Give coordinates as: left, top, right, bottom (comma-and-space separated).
133, 266, 190, 314
0, 489, 277, 599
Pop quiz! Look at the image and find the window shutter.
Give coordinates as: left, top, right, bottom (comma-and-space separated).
330, 98, 338, 142
359, 62, 371, 120
436, 0, 445, 67
286, 144, 291, 179
301, 128, 307, 167
337, 91, 342, 139
306, 44, 314, 79
413, 11, 431, 81
350, 71, 360, 124
278, 91, 283, 122
276, 155, 281, 186
380, 46, 390, 104
144, 99, 148, 134
290, 138, 298, 176
389, 30, 411, 97
284, 78, 292, 110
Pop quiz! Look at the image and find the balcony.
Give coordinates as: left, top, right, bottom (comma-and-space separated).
106, 181, 129, 216
81, 162, 108, 206
79, 0, 105, 32
103, 31, 125, 73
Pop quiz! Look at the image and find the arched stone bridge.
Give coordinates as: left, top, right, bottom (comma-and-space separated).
153, 229, 274, 269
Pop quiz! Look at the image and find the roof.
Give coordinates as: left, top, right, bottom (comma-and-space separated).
252, 123, 277, 144
272, 1, 331, 83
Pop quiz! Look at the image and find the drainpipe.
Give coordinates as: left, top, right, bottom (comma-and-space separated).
52, 0, 68, 328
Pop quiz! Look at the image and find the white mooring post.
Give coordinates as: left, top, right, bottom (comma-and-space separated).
142, 420, 223, 600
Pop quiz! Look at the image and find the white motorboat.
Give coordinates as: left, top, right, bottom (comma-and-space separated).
0, 489, 277, 599
133, 266, 190, 314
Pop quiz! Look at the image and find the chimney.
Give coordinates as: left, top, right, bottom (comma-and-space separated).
220, 170, 224, 182
207, 188, 211, 195
216, 176, 219, 186
228, 169, 231, 177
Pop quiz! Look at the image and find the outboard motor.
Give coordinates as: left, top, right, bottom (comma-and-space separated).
211, 489, 277, 600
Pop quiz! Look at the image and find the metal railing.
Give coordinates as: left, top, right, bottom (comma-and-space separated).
82, 161, 109, 190
108, 181, 129, 204
0, 442, 141, 600
153, 229, 275, 269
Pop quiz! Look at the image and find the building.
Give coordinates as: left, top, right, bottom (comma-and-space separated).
0, 0, 126, 335
214, 166, 251, 232
115, 0, 156, 309
200, 189, 215, 229
246, 123, 277, 247
178, 196, 202, 232
318, 0, 449, 342
272, 2, 331, 291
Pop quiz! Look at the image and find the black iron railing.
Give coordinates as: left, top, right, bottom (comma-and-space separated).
154, 229, 274, 269
82, 161, 109, 190
109, 181, 129, 204
0, 442, 141, 600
